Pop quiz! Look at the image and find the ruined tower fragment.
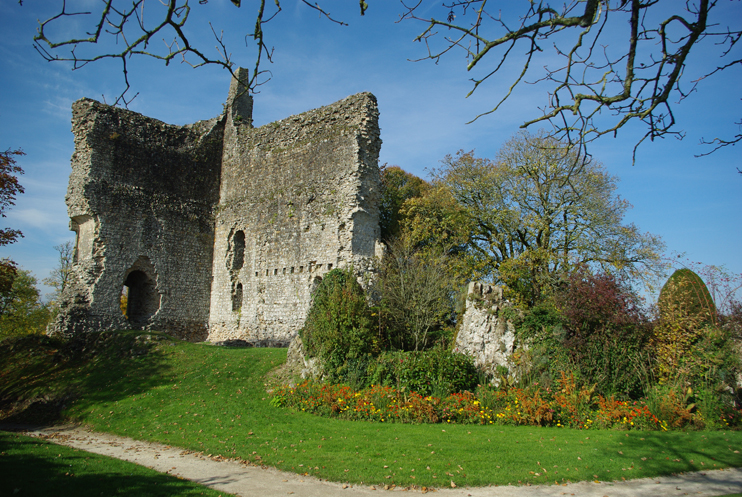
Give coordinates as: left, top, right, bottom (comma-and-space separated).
49, 69, 383, 344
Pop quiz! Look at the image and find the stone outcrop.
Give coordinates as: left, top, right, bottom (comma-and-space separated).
285, 335, 322, 380
49, 68, 383, 344
453, 282, 516, 378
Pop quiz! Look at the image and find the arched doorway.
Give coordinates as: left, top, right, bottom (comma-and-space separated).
121, 257, 160, 325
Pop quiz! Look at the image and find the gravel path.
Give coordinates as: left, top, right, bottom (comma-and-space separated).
4, 424, 742, 497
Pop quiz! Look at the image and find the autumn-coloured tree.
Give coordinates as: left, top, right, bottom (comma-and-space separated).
0, 149, 25, 296
379, 165, 429, 243
654, 269, 717, 381
553, 268, 652, 397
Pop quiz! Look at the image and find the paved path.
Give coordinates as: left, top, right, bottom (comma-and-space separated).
5, 425, 742, 497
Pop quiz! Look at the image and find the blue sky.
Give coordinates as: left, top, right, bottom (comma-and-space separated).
1, 1, 740, 301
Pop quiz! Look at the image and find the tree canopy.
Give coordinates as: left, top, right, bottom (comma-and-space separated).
0, 269, 51, 338
420, 131, 663, 303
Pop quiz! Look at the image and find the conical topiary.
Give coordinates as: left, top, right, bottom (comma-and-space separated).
658, 268, 716, 326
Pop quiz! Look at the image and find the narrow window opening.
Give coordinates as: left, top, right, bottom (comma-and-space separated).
327, 263, 333, 271
273, 268, 278, 276
310, 276, 323, 295
255, 271, 258, 277
232, 282, 243, 312
230, 230, 245, 271
299, 266, 304, 273
266, 269, 269, 276
290, 267, 295, 274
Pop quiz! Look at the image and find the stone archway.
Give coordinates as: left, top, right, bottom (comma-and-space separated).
122, 257, 160, 325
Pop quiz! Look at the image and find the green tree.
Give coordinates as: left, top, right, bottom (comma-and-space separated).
300, 268, 378, 379
432, 131, 664, 304
379, 165, 428, 242
399, 186, 473, 269
0, 269, 52, 339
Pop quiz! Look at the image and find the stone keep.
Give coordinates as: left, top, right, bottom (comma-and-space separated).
49, 69, 383, 344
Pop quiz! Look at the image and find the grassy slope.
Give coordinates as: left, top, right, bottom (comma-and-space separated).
1, 332, 741, 488
0, 431, 233, 497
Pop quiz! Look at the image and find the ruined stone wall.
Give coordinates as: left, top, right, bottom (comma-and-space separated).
49, 99, 224, 340
50, 71, 383, 344
453, 282, 516, 378
207, 90, 383, 344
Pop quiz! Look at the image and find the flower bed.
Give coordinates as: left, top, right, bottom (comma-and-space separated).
271, 373, 739, 430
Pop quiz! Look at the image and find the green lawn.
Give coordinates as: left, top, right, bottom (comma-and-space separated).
0, 431, 233, 497
1, 332, 741, 488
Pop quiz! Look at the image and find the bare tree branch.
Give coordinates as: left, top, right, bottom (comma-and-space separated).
31, 0, 365, 107
401, 0, 741, 162
27, 1, 741, 160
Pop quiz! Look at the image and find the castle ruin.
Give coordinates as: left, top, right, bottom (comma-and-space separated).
49, 69, 383, 344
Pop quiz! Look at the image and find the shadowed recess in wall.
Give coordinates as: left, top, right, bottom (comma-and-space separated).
123, 257, 160, 326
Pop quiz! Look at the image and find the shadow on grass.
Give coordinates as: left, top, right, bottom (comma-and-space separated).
0, 331, 174, 425
0, 431, 223, 497
620, 429, 742, 476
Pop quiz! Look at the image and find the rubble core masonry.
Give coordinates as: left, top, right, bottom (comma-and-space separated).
49, 69, 384, 344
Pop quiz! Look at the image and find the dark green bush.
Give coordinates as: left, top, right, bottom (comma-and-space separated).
299, 268, 379, 380
508, 301, 572, 388
366, 347, 478, 397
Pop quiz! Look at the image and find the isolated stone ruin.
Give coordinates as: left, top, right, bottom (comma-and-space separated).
454, 282, 517, 377
48, 68, 384, 344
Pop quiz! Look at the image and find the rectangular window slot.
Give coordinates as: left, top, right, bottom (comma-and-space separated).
266, 269, 269, 276
290, 267, 295, 274
327, 263, 333, 270
299, 266, 304, 273
273, 268, 278, 276
255, 271, 259, 277
283, 268, 286, 274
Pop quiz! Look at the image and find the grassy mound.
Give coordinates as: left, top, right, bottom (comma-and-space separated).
1, 331, 742, 488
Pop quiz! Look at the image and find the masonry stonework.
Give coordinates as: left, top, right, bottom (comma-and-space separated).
453, 282, 517, 377
49, 69, 383, 344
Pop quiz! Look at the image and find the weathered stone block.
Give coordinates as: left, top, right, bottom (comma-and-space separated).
453, 282, 516, 378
